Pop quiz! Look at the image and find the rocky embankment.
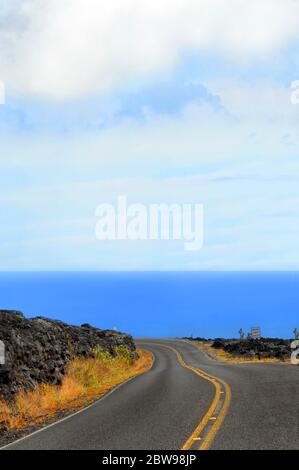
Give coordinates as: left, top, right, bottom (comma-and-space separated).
0, 310, 137, 402
211, 338, 291, 360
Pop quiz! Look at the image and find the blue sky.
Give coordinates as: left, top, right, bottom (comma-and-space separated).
1, 0, 299, 270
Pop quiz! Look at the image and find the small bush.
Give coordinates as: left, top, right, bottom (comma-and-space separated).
91, 346, 112, 362
115, 345, 135, 363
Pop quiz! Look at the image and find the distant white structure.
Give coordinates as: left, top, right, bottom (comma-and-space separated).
250, 326, 261, 339
294, 328, 299, 339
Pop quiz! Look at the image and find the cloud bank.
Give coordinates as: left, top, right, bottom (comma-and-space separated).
1, 1, 299, 270
1, 0, 299, 99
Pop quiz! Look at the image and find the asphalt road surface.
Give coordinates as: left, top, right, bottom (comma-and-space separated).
3, 339, 299, 450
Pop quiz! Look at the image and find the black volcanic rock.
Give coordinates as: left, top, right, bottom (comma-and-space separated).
211, 340, 226, 349
0, 310, 137, 402
211, 338, 291, 360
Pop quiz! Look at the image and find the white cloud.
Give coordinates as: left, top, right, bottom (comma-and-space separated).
1, 0, 299, 99
0, 70, 299, 269
1, 91, 299, 271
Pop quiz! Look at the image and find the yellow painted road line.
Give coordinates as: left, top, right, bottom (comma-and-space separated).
140, 342, 231, 451
198, 375, 231, 450
179, 339, 232, 450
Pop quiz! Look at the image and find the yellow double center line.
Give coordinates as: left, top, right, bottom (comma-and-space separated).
143, 342, 231, 451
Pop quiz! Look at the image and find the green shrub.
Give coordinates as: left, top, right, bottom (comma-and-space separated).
115, 345, 135, 362
91, 346, 112, 362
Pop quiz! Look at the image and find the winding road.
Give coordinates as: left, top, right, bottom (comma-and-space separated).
3, 339, 299, 450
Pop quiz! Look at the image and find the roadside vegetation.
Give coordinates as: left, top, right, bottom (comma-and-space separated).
0, 346, 152, 431
194, 340, 288, 364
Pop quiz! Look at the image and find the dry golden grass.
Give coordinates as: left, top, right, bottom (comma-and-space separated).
0, 348, 152, 431
193, 341, 288, 364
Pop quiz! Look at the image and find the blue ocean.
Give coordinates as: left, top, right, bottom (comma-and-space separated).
0, 272, 298, 339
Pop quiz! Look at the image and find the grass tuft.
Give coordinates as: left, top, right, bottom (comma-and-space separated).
0, 348, 152, 431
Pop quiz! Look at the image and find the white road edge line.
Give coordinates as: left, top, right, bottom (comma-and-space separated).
0, 350, 156, 450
